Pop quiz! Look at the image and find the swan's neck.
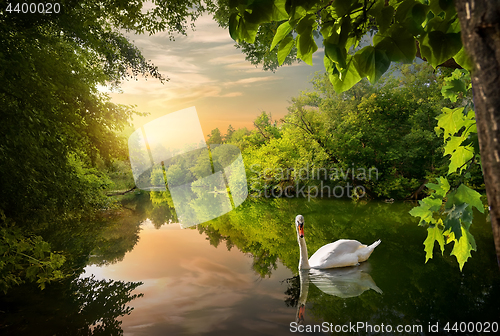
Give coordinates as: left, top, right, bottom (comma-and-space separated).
296, 270, 309, 324
298, 270, 309, 304
298, 236, 310, 270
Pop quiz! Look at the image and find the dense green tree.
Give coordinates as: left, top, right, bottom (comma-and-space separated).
0, 0, 218, 292
241, 63, 458, 199
224, 124, 236, 142
250, 111, 282, 144
226, 127, 252, 149
223, 0, 500, 266
207, 128, 223, 145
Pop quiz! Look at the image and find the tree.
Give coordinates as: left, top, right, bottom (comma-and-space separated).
224, 124, 236, 142
242, 64, 457, 200
253, 111, 281, 143
207, 128, 224, 145
0, 0, 218, 292
453, 0, 500, 266
225, 0, 500, 267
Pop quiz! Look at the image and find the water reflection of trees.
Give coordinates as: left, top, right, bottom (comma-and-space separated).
0, 276, 142, 335
103, 194, 500, 331
88, 210, 141, 266
195, 198, 500, 331
197, 224, 234, 251
0, 193, 153, 334
89, 191, 180, 266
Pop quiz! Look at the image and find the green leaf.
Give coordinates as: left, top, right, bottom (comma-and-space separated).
320, 16, 335, 38
436, 107, 467, 138
323, 18, 355, 52
425, 177, 450, 198
294, 14, 317, 66
443, 202, 468, 240
295, 13, 315, 35
376, 6, 395, 34
271, 21, 293, 51
328, 56, 362, 92
395, 0, 429, 34
447, 184, 484, 213
441, 78, 467, 102
429, 0, 456, 19
229, 13, 239, 41
324, 54, 334, 73
229, 12, 260, 43
419, 31, 462, 68
421, 194, 443, 212
354, 46, 391, 84
296, 32, 317, 66
453, 47, 474, 72
411, 3, 429, 26
395, 0, 418, 24
409, 204, 433, 224
324, 42, 347, 69
461, 205, 473, 229
287, 2, 307, 22
450, 226, 476, 271
331, 0, 355, 18
448, 145, 474, 174
443, 135, 465, 156
269, 0, 289, 21
277, 35, 294, 66
409, 196, 440, 225
246, 0, 289, 24
373, 25, 416, 63
423, 225, 445, 262
462, 132, 480, 154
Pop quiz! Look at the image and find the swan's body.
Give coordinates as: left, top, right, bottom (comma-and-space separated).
308, 267, 382, 298
295, 215, 380, 269
295, 264, 382, 323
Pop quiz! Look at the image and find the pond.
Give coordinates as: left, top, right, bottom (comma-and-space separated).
2, 195, 500, 335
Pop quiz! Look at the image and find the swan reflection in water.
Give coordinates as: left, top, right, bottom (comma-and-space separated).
289, 262, 382, 324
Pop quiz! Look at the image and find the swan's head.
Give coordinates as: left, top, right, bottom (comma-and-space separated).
295, 215, 305, 238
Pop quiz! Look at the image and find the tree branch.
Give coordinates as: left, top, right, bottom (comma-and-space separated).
106, 186, 137, 196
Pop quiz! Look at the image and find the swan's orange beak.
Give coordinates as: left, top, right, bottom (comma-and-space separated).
298, 224, 304, 238
297, 304, 305, 323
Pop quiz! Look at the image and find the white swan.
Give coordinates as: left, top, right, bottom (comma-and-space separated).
308, 265, 383, 298
295, 214, 381, 269
294, 264, 382, 323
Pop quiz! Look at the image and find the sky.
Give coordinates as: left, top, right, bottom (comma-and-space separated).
83, 221, 296, 335
107, 14, 326, 138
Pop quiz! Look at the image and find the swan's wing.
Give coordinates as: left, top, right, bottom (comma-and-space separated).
309, 268, 365, 298
309, 268, 383, 297
309, 239, 363, 268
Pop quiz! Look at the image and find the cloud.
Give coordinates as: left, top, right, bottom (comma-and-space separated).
208, 54, 245, 65
224, 76, 281, 87
224, 62, 260, 71
220, 92, 243, 97
185, 16, 234, 44
146, 54, 200, 73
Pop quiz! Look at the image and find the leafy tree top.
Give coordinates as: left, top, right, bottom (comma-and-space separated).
227, 0, 472, 92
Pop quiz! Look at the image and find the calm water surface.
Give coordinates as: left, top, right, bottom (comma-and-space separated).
84, 196, 500, 335
2, 196, 499, 335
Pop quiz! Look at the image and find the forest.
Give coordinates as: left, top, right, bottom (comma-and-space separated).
207, 64, 482, 200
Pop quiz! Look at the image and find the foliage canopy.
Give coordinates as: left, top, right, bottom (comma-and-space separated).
227, 0, 470, 91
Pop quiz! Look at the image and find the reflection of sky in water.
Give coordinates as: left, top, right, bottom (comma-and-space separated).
82, 221, 300, 336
